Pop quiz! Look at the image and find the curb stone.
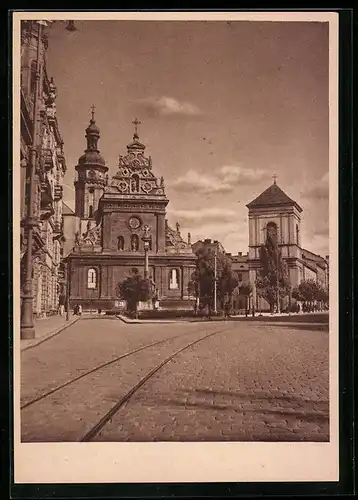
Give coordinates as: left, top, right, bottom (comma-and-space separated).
116, 315, 190, 324
21, 316, 81, 352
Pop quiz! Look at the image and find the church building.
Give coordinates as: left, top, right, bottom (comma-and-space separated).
246, 177, 329, 312
63, 112, 196, 312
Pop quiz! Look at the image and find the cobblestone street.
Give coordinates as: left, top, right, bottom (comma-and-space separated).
21, 316, 329, 443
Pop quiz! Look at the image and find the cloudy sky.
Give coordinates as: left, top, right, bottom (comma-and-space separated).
45, 19, 329, 256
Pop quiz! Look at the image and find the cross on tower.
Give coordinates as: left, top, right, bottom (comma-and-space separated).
132, 117, 142, 137
273, 173, 277, 184
91, 104, 96, 121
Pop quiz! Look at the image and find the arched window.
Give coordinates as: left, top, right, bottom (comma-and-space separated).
266, 222, 278, 245
130, 174, 140, 193
118, 235, 124, 251
88, 187, 94, 218
131, 234, 139, 251
296, 223, 300, 245
169, 268, 179, 290
87, 268, 97, 289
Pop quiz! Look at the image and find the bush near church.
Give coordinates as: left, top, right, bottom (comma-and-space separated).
117, 269, 151, 319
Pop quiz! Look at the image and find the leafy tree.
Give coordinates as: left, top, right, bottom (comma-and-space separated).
255, 228, 291, 312
292, 285, 304, 302
292, 279, 328, 311
297, 279, 319, 303
190, 246, 238, 315
117, 269, 151, 318
239, 281, 253, 311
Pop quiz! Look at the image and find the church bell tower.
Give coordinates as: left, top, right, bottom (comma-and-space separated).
74, 106, 108, 219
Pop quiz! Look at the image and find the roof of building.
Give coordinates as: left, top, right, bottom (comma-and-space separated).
62, 201, 75, 215
246, 182, 302, 212
302, 248, 328, 268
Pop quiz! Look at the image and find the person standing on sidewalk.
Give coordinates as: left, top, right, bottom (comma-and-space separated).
58, 294, 65, 316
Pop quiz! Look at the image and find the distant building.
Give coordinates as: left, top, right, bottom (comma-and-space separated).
63, 116, 196, 311
191, 239, 225, 256
246, 179, 329, 311
191, 180, 328, 313
20, 21, 67, 318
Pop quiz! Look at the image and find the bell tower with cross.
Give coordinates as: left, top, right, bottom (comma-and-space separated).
74, 105, 109, 221
245, 173, 304, 310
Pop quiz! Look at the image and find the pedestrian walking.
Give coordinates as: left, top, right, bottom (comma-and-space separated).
78, 304, 82, 316
224, 301, 231, 318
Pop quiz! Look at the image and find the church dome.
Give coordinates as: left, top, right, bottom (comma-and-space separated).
78, 150, 106, 167
86, 119, 100, 135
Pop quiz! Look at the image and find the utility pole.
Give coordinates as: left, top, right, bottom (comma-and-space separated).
214, 250, 217, 314
276, 250, 280, 314
20, 22, 43, 339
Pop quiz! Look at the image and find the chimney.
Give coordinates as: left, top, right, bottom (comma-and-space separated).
238, 252, 242, 257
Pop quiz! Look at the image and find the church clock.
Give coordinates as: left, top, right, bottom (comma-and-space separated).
128, 216, 141, 230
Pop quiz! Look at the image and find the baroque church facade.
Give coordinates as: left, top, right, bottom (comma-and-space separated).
63, 113, 196, 311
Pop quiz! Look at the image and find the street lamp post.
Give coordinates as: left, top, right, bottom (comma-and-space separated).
141, 225, 151, 279
213, 250, 217, 314
20, 21, 43, 339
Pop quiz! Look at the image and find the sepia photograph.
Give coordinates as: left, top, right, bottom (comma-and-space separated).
13, 11, 339, 484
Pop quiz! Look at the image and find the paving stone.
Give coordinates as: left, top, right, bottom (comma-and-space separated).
21, 319, 329, 442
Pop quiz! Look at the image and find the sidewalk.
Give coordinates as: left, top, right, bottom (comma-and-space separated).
21, 314, 81, 351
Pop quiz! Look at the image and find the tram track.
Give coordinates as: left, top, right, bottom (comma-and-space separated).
80, 326, 229, 442
21, 324, 210, 410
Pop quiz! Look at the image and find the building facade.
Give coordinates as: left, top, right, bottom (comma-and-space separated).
20, 21, 67, 318
191, 181, 329, 314
246, 179, 329, 311
64, 116, 196, 311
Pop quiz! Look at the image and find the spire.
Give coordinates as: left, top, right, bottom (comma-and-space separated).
85, 104, 100, 151
127, 117, 146, 152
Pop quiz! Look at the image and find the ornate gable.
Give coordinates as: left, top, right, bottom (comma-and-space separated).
105, 119, 166, 198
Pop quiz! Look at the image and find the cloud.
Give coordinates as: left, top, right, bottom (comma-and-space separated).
220, 165, 272, 185
137, 96, 202, 118
171, 165, 272, 194
169, 207, 238, 225
303, 172, 329, 200
313, 223, 329, 237
171, 170, 232, 194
